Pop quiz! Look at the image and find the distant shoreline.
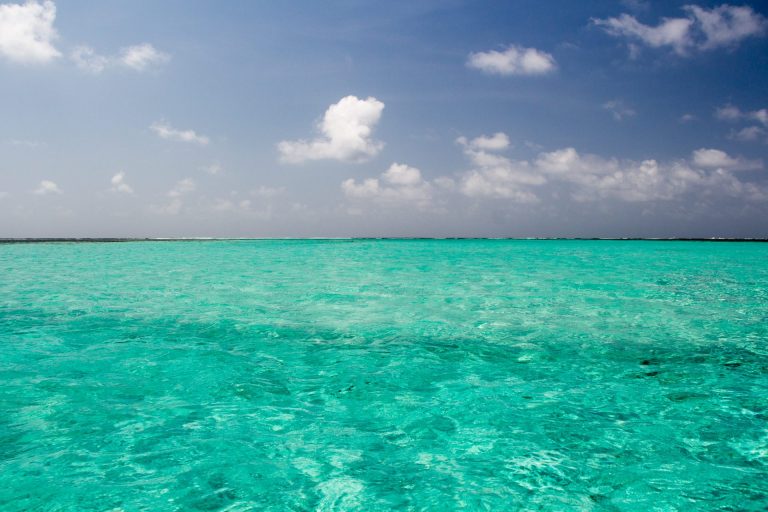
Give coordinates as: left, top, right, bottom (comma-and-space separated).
1, 238, 767, 244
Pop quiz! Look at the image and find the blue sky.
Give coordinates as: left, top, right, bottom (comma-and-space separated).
1, 0, 767, 237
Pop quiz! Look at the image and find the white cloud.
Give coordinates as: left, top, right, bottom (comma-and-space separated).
453, 132, 768, 204
684, 4, 767, 50
753, 109, 768, 126
202, 163, 223, 175
0, 0, 60, 64
691, 148, 737, 168
715, 104, 744, 121
33, 179, 61, 195
729, 125, 766, 142
110, 171, 133, 194
70, 45, 108, 73
119, 43, 169, 71
593, 4, 767, 55
456, 132, 511, 151
467, 45, 556, 76
251, 185, 285, 198
72, 43, 168, 74
211, 198, 252, 213
715, 104, 768, 142
5, 138, 41, 147
603, 100, 636, 121
716, 104, 768, 125
151, 121, 209, 146
679, 113, 697, 123
342, 163, 433, 207
593, 13, 693, 55
278, 95, 385, 163
457, 134, 544, 202
168, 178, 196, 198
691, 148, 762, 170
534, 148, 765, 202
157, 198, 183, 215
153, 178, 195, 215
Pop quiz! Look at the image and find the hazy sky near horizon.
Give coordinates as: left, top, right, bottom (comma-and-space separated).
1, 0, 767, 237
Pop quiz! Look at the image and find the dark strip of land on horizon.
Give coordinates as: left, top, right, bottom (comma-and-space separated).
1, 238, 767, 243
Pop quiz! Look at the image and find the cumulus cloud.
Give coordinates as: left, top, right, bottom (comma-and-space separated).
342, 163, 434, 207
119, 43, 169, 71
452, 132, 767, 204
603, 100, 636, 121
33, 179, 61, 195
531, 147, 765, 202
151, 121, 209, 145
0, 0, 60, 64
691, 148, 762, 170
593, 4, 767, 55
71, 43, 168, 74
457, 134, 543, 202
278, 95, 385, 163
679, 113, 697, 123
110, 171, 133, 194
467, 45, 556, 76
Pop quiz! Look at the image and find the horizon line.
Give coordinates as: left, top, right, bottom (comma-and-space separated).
1, 237, 767, 243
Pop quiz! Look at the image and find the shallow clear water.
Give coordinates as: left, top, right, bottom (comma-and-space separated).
1, 240, 767, 511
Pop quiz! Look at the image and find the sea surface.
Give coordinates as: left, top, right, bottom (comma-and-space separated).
1, 240, 766, 511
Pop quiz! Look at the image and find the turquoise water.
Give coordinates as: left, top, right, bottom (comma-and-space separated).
1, 240, 767, 511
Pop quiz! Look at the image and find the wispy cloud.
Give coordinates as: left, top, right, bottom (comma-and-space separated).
202, 163, 223, 175
715, 103, 768, 126
151, 122, 209, 146
4, 138, 43, 147
71, 43, 169, 74
728, 125, 766, 142
70, 45, 109, 73
153, 178, 196, 215
467, 45, 556, 76
714, 103, 768, 143
603, 100, 636, 121
593, 4, 767, 56
168, 178, 196, 198
119, 43, 169, 71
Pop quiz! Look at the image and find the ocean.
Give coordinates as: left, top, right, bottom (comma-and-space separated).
1, 240, 766, 510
